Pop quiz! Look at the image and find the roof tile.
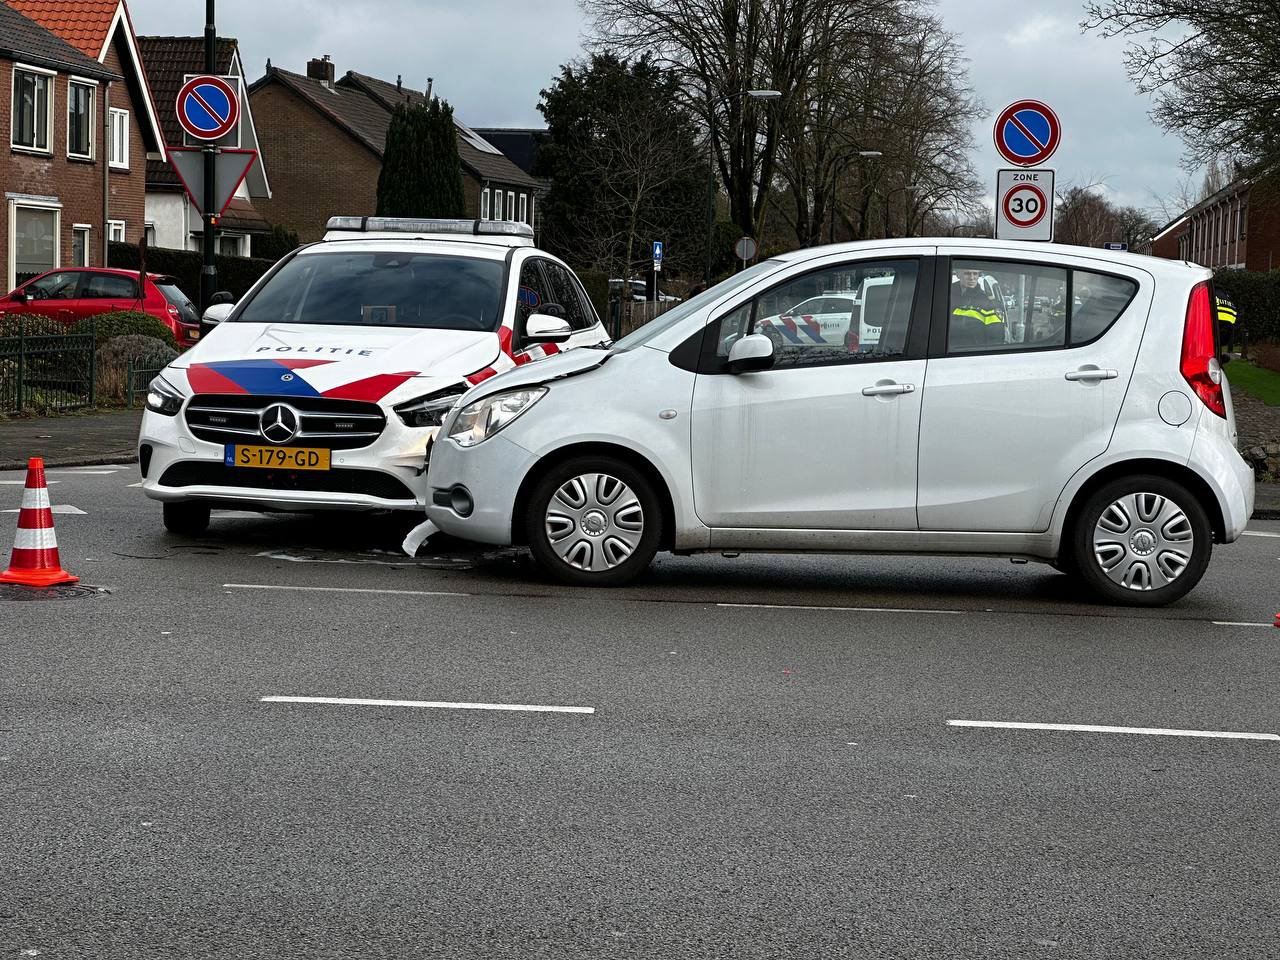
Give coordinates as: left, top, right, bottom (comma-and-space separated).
6, 0, 118, 58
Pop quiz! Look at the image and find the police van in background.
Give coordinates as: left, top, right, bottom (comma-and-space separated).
137, 218, 608, 534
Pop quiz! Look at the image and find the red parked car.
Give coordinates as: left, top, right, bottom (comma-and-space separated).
0, 268, 201, 347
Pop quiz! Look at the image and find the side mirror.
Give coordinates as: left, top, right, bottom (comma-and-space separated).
525, 313, 572, 344
210, 290, 235, 306
13, 289, 27, 303
202, 302, 234, 326
727, 333, 775, 374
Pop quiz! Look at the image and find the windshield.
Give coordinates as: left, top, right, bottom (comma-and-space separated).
235, 251, 506, 331
611, 259, 781, 351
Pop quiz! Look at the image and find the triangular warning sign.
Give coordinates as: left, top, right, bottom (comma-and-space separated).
167, 147, 258, 217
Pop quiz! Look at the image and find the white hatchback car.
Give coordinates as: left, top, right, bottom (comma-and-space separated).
424, 239, 1255, 606
138, 218, 607, 533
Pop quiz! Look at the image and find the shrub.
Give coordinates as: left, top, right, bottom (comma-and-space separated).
108, 241, 276, 300
1214, 268, 1280, 343
71, 310, 176, 350
576, 269, 610, 318
96, 334, 178, 403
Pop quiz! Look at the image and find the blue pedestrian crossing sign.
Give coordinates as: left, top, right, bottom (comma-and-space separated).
653, 241, 664, 272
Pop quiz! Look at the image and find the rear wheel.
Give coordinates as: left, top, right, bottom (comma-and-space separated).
1070, 475, 1211, 606
163, 501, 210, 536
525, 456, 662, 587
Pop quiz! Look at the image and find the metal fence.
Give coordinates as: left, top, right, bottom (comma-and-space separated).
0, 315, 96, 414
125, 361, 167, 408
609, 299, 681, 339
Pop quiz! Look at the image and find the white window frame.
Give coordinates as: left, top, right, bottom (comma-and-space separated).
507, 191, 515, 223
7, 197, 62, 292
480, 188, 489, 220
66, 77, 97, 160
493, 189, 503, 221
72, 224, 92, 267
218, 232, 247, 257
519, 193, 528, 225
11, 64, 55, 154
109, 107, 129, 169
529, 194, 535, 232
108, 220, 126, 242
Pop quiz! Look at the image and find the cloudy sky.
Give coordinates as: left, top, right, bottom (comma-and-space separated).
126, 0, 1191, 216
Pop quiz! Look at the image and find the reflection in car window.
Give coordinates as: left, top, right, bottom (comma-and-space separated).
541, 261, 594, 330
515, 259, 551, 329
1070, 271, 1138, 344
236, 252, 505, 330
83, 273, 138, 299
26, 271, 80, 300
717, 259, 918, 370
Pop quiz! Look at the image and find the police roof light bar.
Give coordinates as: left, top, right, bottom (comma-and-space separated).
325, 217, 534, 239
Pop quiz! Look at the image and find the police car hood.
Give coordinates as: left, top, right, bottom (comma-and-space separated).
169, 322, 500, 401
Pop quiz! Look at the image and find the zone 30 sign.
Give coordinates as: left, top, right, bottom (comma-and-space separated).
995, 168, 1055, 242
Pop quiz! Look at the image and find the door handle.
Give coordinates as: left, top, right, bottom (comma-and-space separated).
862, 382, 915, 396
1064, 367, 1118, 382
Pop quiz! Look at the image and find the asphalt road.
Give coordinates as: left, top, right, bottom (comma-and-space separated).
2, 465, 1278, 959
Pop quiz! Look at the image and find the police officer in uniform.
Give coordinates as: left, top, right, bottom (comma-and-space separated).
950, 266, 1005, 348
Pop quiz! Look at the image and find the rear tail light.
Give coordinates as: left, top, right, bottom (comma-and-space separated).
1180, 280, 1225, 418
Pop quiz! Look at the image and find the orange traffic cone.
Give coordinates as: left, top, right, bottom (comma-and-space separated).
0, 457, 77, 587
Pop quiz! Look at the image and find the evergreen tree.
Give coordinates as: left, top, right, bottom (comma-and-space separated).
376, 98, 466, 218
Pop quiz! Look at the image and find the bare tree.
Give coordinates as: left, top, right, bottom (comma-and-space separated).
1082, 1, 1280, 180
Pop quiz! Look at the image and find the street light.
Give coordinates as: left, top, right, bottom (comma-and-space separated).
704, 88, 783, 285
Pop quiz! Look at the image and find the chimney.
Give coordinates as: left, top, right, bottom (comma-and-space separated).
426, 77, 433, 100
307, 55, 335, 87
396, 75, 402, 94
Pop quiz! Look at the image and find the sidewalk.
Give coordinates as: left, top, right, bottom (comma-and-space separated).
0, 409, 142, 470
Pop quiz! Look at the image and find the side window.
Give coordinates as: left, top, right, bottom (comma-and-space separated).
26, 271, 80, 300
540, 261, 594, 331
514, 258, 552, 330
1070, 270, 1138, 344
731, 259, 918, 370
948, 259, 1065, 354
82, 273, 138, 299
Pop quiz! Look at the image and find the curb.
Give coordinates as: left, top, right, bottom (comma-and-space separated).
1254, 509, 1280, 521
0, 454, 137, 472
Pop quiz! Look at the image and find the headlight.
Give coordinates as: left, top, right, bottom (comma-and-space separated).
446, 387, 547, 447
394, 385, 466, 428
145, 375, 184, 416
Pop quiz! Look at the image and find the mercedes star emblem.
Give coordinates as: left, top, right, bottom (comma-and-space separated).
259, 404, 300, 444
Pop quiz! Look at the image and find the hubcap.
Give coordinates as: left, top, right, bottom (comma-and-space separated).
1092, 492, 1195, 591
545, 473, 644, 572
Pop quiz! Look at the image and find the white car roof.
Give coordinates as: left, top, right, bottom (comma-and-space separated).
301, 237, 513, 261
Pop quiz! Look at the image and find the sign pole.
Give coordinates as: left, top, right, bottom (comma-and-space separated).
200, 0, 218, 315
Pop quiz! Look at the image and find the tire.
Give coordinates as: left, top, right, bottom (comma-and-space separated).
163, 501, 211, 536
1069, 475, 1212, 606
524, 456, 662, 586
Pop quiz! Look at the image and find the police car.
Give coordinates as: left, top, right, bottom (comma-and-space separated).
754, 275, 895, 353
138, 217, 608, 534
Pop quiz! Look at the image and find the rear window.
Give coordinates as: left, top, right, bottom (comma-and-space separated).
156, 280, 198, 323
235, 251, 507, 330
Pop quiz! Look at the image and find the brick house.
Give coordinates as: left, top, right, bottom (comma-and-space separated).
5, 0, 165, 287
248, 57, 540, 243
136, 35, 271, 257
1140, 177, 1280, 272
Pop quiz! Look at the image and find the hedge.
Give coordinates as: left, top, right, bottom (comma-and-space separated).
70, 310, 176, 350
1214, 268, 1280, 343
108, 241, 277, 301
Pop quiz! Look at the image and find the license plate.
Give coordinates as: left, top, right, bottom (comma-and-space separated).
225, 445, 331, 470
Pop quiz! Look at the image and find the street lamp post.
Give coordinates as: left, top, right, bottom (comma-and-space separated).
704, 88, 781, 286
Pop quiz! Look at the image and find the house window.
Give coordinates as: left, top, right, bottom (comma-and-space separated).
144, 223, 156, 248
67, 80, 94, 159
72, 226, 91, 267
109, 108, 129, 168
493, 189, 503, 221
529, 194, 535, 232
9, 202, 61, 288
12, 67, 54, 152
519, 194, 528, 224
481, 189, 489, 220
507, 192, 515, 224
218, 234, 246, 257
108, 220, 126, 242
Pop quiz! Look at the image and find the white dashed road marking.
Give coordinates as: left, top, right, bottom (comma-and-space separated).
225, 583, 469, 598
1242, 530, 1280, 538
0, 480, 59, 485
261, 695, 594, 715
719, 602, 964, 615
948, 719, 1279, 741
1212, 620, 1277, 628
2, 505, 85, 515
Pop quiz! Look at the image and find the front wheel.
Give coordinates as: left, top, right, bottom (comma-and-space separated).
163, 501, 210, 536
525, 456, 662, 586
1070, 476, 1212, 606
